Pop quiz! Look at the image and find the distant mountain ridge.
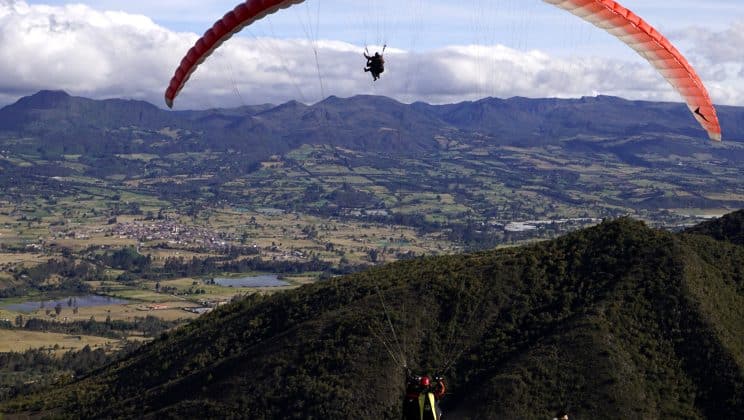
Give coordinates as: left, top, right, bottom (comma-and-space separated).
2, 91, 742, 159
3, 213, 743, 418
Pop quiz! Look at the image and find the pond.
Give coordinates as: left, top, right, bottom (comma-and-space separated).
2, 295, 130, 313
213, 274, 289, 288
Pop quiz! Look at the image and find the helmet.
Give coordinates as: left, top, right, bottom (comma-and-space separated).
420, 375, 430, 387
374, 52, 380, 57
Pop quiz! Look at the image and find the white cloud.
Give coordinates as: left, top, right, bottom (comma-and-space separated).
669, 19, 744, 107
0, 0, 185, 102
679, 21, 744, 64
1, 0, 743, 110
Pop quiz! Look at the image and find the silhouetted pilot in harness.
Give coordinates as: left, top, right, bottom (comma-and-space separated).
364, 47, 386, 81
403, 371, 446, 420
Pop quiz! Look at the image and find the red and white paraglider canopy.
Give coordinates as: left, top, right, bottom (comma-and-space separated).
543, 0, 720, 141
165, 0, 722, 141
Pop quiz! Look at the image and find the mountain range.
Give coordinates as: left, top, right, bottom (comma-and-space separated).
1, 90, 742, 160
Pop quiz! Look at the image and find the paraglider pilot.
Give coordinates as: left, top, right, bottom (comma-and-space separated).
403, 372, 446, 420
364, 51, 385, 81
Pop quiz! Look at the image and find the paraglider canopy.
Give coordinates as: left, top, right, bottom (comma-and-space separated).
164, 0, 722, 141
542, 0, 721, 141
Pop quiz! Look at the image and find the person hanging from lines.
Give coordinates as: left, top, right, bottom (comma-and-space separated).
403, 370, 446, 420
363, 46, 386, 81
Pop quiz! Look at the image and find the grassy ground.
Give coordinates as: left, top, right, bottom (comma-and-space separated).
0, 253, 48, 266
2, 299, 199, 326
0, 330, 124, 353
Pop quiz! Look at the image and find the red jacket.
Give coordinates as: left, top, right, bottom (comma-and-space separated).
405, 377, 446, 400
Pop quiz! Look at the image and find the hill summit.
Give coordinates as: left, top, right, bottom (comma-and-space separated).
4, 213, 743, 419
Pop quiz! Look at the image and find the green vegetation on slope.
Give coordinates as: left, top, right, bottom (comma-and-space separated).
2, 216, 744, 419
685, 209, 744, 246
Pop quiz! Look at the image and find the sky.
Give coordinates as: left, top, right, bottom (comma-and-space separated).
1, 0, 743, 109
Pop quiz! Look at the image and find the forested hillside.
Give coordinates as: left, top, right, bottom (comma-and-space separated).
685, 210, 744, 246
3, 214, 743, 419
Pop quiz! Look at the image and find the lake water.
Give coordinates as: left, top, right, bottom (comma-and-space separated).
2, 295, 130, 313
213, 274, 289, 288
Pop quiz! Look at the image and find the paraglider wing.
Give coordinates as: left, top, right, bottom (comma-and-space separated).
164, 0, 306, 108
167, 0, 722, 141
542, 0, 722, 141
